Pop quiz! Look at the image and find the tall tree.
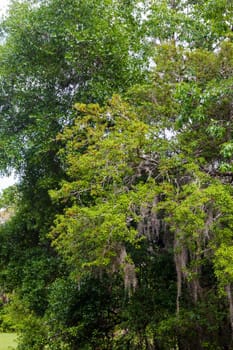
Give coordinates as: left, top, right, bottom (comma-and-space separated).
0, 0, 233, 349
0, 1, 148, 348
0, 0, 147, 171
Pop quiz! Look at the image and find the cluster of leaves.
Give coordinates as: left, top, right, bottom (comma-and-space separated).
0, 0, 232, 349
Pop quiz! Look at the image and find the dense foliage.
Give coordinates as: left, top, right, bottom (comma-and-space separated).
0, 0, 232, 349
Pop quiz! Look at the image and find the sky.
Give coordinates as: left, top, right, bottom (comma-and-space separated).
0, 0, 10, 15
0, 174, 17, 192
0, 0, 15, 192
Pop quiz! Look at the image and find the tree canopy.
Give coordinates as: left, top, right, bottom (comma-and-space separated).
0, 0, 232, 349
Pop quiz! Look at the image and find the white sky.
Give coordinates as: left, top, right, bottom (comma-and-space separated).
0, 174, 17, 192
0, 0, 10, 15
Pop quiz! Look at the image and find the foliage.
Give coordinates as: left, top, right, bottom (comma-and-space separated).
0, 0, 147, 172
0, 0, 233, 349
0, 185, 19, 209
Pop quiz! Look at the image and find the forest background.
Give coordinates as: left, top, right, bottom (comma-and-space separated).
0, 0, 233, 349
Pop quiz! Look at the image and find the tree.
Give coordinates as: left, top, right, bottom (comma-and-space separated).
0, 0, 147, 171
0, 1, 148, 348
0, 0, 233, 349
49, 27, 233, 350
